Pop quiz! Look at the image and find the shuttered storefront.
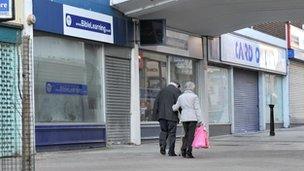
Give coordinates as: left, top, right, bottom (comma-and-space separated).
105, 46, 131, 144
0, 42, 21, 157
234, 69, 259, 133
289, 60, 304, 124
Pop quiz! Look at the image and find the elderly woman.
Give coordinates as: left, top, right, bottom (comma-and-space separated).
172, 81, 203, 158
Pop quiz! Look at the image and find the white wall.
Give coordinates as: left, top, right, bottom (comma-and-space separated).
130, 43, 141, 145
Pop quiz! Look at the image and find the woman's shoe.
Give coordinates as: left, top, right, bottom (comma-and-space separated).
160, 147, 166, 155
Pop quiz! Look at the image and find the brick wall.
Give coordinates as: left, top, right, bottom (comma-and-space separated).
252, 21, 303, 40
253, 22, 286, 39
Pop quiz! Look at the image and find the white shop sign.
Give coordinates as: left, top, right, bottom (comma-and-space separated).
221, 34, 286, 74
63, 4, 114, 44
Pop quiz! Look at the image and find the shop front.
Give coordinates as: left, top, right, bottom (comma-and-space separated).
208, 28, 287, 135
0, 0, 23, 158
139, 29, 202, 139
287, 25, 304, 125
33, 0, 134, 149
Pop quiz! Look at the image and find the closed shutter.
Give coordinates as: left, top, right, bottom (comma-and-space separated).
234, 69, 259, 133
0, 43, 21, 157
289, 60, 304, 124
105, 56, 131, 144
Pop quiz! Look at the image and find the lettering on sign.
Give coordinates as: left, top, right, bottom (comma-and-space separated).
0, 3, 7, 8
65, 14, 111, 35
235, 41, 260, 63
0, 0, 13, 20
46, 82, 88, 95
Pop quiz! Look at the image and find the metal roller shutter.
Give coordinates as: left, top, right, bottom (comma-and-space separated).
289, 60, 304, 124
234, 69, 259, 133
105, 56, 131, 144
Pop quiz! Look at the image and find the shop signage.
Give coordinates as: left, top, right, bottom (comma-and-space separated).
63, 4, 113, 43
221, 34, 286, 74
46, 82, 88, 95
0, 0, 14, 21
288, 49, 304, 61
288, 25, 304, 61
289, 25, 304, 50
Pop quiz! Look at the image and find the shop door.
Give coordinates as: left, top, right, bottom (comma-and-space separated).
234, 69, 259, 133
105, 56, 131, 144
289, 61, 304, 124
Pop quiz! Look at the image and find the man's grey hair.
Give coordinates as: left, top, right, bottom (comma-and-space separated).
184, 81, 195, 91
169, 80, 180, 88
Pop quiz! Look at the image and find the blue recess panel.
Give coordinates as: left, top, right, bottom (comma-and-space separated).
35, 124, 106, 148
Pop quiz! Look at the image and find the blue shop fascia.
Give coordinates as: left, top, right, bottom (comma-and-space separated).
33, 0, 134, 150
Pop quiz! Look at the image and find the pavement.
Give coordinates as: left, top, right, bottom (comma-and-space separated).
36, 126, 304, 171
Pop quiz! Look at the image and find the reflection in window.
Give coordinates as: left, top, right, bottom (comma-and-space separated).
265, 74, 283, 123
208, 66, 230, 124
208, 37, 220, 60
170, 56, 197, 92
139, 51, 167, 121
34, 36, 103, 123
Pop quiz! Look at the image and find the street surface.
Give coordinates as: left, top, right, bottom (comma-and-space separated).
36, 126, 304, 171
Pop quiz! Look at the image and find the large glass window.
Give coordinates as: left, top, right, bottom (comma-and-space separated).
208, 66, 230, 124
170, 56, 197, 91
139, 51, 198, 122
34, 35, 103, 123
139, 51, 167, 122
265, 74, 283, 123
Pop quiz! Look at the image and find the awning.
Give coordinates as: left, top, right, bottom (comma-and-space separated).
111, 0, 304, 36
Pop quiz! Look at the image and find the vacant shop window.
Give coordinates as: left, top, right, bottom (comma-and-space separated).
34, 36, 104, 123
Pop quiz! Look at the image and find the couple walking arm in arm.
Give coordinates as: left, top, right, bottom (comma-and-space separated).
154, 81, 203, 158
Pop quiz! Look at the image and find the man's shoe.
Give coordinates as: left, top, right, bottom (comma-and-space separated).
160, 147, 166, 155
181, 149, 187, 158
168, 152, 177, 156
186, 153, 195, 158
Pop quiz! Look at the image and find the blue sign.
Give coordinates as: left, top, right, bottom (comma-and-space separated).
288, 49, 295, 58
65, 14, 111, 35
0, 0, 9, 12
0, 0, 13, 20
46, 82, 88, 95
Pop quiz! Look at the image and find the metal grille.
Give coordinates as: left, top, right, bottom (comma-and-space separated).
0, 42, 22, 170
0, 37, 35, 171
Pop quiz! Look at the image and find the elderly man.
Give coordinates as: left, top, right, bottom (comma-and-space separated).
153, 81, 181, 156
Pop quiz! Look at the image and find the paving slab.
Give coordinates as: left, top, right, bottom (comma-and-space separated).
36, 126, 304, 171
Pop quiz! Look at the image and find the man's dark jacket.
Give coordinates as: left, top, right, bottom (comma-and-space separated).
153, 85, 181, 122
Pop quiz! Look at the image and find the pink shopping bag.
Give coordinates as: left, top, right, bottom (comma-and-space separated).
192, 125, 209, 149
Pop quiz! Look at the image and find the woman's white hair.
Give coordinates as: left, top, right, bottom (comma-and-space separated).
184, 81, 195, 91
